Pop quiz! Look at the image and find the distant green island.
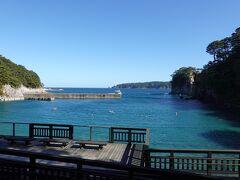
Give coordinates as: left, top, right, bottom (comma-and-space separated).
113, 81, 171, 89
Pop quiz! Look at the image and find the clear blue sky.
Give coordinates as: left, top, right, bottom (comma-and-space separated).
0, 0, 239, 87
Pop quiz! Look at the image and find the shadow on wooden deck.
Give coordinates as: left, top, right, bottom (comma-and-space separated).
0, 139, 146, 167
121, 144, 145, 167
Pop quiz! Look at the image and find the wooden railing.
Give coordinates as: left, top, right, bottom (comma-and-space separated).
144, 148, 240, 177
0, 148, 215, 180
29, 123, 74, 139
0, 122, 149, 144
110, 127, 149, 145
0, 122, 111, 141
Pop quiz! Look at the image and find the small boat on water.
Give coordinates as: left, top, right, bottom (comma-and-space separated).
44, 88, 53, 91
45, 88, 64, 92
115, 90, 122, 95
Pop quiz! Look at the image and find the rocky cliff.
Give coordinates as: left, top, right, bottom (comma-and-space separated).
0, 85, 46, 101
170, 67, 198, 97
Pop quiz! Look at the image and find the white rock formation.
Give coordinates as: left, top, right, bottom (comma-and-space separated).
0, 85, 46, 101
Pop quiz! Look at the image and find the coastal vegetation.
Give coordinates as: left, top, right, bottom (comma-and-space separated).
0, 55, 42, 95
113, 81, 171, 89
171, 67, 199, 96
171, 27, 240, 108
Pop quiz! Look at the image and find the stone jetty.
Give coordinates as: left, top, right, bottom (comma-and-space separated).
23, 93, 55, 101
23, 93, 121, 101
54, 93, 121, 99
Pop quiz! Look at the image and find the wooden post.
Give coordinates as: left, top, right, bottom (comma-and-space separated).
110, 127, 114, 143
170, 152, 174, 170
29, 157, 36, 180
128, 129, 132, 144
207, 152, 212, 176
128, 170, 133, 178
145, 128, 150, 145
89, 127, 92, 141
144, 150, 151, 168
29, 124, 33, 138
49, 125, 53, 139
69, 125, 74, 139
108, 127, 111, 143
238, 154, 240, 178
12, 123, 15, 137
77, 162, 83, 179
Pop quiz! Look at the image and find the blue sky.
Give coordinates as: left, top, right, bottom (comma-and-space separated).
0, 0, 239, 87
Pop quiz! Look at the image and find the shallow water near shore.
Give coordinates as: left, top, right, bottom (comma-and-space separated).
0, 88, 240, 149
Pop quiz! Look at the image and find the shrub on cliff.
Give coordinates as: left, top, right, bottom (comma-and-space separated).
0, 55, 42, 93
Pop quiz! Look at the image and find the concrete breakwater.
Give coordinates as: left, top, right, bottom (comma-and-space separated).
24, 93, 55, 101
24, 93, 121, 101
54, 93, 121, 99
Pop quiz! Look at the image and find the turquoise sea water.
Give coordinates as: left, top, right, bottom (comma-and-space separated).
0, 88, 240, 149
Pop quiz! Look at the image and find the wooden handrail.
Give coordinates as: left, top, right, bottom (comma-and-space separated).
29, 123, 74, 127
150, 156, 240, 161
0, 148, 216, 179
144, 148, 240, 178
0, 121, 111, 128
110, 127, 148, 131
0, 122, 149, 143
110, 127, 149, 144
146, 148, 240, 154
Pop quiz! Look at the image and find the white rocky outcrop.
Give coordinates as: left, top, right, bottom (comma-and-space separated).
0, 85, 46, 101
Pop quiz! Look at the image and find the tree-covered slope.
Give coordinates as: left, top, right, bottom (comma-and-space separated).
171, 27, 240, 108
196, 27, 240, 105
0, 55, 42, 94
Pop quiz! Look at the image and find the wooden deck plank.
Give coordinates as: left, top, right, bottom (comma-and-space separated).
0, 139, 145, 167
128, 144, 144, 167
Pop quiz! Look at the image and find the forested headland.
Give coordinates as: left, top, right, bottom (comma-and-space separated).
0, 55, 42, 95
171, 27, 240, 109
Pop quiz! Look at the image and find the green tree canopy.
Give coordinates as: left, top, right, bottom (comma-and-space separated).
0, 55, 42, 95
206, 27, 240, 62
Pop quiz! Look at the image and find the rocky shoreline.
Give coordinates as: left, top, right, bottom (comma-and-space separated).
0, 85, 46, 101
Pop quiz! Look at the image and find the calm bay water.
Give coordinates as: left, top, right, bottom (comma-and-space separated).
0, 88, 240, 149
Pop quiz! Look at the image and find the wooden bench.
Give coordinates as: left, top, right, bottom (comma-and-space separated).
74, 141, 107, 150
39, 138, 69, 146
3, 136, 34, 146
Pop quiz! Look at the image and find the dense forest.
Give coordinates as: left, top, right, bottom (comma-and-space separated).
0, 55, 42, 95
113, 81, 171, 89
171, 27, 240, 108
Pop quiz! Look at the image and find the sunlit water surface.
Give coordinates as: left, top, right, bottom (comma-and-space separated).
0, 88, 240, 149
